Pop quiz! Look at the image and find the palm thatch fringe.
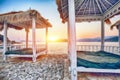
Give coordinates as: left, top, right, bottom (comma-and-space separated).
105, 19, 111, 25
110, 20, 120, 30
0, 10, 52, 30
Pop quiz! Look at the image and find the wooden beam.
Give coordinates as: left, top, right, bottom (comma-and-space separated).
101, 19, 105, 51
75, 0, 84, 10
118, 25, 120, 53
105, 0, 112, 6
104, 1, 120, 20
67, 22, 71, 60
89, 0, 92, 15
25, 28, 29, 48
75, 15, 102, 22
68, 0, 77, 80
99, 0, 107, 10
46, 27, 48, 54
83, 0, 90, 15
6, 54, 33, 57
93, 0, 96, 15
76, 0, 87, 15
77, 67, 120, 73
3, 21, 7, 61
32, 17, 36, 62
95, 0, 103, 14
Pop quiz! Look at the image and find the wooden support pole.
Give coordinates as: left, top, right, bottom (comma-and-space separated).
68, 0, 77, 80
118, 25, 120, 53
101, 19, 105, 51
32, 17, 36, 62
3, 21, 7, 61
67, 22, 71, 60
25, 28, 29, 48
46, 27, 48, 54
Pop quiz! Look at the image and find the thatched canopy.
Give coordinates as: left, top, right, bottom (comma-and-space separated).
56, 0, 120, 23
0, 10, 52, 30
110, 20, 120, 30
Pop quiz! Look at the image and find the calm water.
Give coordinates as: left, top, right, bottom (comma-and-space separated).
0, 42, 118, 54
48, 42, 119, 54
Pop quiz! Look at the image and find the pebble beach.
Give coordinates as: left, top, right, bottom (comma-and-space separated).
0, 54, 70, 80
0, 53, 120, 80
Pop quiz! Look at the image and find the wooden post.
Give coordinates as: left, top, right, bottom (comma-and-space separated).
3, 21, 7, 61
101, 19, 105, 51
25, 28, 29, 48
68, 22, 71, 60
32, 17, 36, 62
118, 25, 120, 53
68, 0, 77, 80
46, 27, 48, 54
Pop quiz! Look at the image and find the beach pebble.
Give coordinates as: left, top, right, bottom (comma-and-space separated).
0, 54, 69, 80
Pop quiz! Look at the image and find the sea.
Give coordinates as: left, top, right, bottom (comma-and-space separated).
0, 42, 119, 54
47, 42, 119, 54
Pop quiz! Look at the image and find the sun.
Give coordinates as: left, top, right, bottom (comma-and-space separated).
48, 36, 59, 42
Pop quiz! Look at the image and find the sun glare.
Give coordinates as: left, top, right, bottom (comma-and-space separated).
48, 36, 59, 42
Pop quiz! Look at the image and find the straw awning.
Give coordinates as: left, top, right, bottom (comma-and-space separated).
0, 10, 52, 30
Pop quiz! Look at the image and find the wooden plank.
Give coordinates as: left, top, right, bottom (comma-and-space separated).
77, 67, 120, 73
36, 50, 46, 57
6, 54, 33, 57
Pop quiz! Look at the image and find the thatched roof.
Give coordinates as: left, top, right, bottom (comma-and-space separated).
56, 0, 120, 23
110, 20, 120, 30
56, 0, 65, 23
0, 10, 52, 30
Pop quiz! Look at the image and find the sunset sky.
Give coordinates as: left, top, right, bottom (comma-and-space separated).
0, 0, 120, 42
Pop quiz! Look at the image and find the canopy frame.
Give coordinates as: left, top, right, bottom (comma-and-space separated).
56, 0, 120, 80
1, 10, 51, 62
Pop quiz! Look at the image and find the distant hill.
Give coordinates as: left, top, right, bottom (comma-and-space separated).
77, 36, 119, 42
77, 37, 100, 42
105, 36, 118, 42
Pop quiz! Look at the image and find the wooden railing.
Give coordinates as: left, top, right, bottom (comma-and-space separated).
0, 44, 45, 52
76, 45, 119, 54
9, 44, 26, 50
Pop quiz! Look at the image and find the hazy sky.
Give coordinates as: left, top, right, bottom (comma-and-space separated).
0, 0, 119, 41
